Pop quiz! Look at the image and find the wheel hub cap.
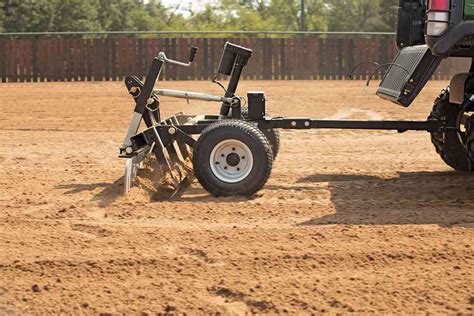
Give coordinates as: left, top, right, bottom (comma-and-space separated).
210, 139, 253, 183
226, 153, 240, 166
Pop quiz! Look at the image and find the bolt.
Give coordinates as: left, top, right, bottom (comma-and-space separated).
304, 121, 310, 127
291, 121, 297, 127
168, 127, 176, 135
129, 86, 138, 94
125, 147, 133, 154
147, 98, 154, 105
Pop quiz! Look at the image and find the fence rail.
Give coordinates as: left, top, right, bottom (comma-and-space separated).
0, 36, 469, 82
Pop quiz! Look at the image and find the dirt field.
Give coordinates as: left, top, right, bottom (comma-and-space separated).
1, 80, 473, 314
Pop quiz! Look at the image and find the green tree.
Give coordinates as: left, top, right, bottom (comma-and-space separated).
376, 0, 398, 32
2, 0, 57, 32
265, 0, 327, 31
146, 0, 181, 31
52, 0, 100, 32
0, 0, 399, 33
324, 0, 397, 32
0, 1, 5, 31
98, 0, 157, 32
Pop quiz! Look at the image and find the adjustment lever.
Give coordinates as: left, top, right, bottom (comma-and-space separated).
158, 46, 198, 67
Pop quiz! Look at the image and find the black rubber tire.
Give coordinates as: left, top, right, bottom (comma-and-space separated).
429, 89, 470, 171
467, 116, 474, 171
260, 127, 280, 160
231, 107, 280, 159
193, 120, 273, 197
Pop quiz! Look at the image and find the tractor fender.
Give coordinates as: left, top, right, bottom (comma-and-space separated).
449, 73, 474, 104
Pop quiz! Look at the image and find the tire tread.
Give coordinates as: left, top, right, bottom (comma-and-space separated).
193, 120, 273, 196
429, 89, 470, 172
466, 116, 474, 170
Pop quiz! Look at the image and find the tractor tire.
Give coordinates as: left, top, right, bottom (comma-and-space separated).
467, 116, 474, 171
193, 120, 273, 197
429, 89, 470, 171
231, 107, 280, 160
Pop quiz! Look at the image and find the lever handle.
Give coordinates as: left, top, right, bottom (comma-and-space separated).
189, 46, 198, 63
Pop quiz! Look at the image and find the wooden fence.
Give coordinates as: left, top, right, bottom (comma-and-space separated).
0, 37, 470, 82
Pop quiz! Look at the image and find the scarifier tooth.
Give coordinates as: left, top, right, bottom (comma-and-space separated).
122, 113, 196, 197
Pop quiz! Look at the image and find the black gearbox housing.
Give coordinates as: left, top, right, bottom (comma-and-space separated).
247, 92, 266, 120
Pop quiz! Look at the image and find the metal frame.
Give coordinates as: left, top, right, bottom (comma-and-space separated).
121, 44, 447, 154
120, 42, 455, 195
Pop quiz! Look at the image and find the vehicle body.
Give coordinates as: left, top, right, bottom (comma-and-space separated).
378, 0, 474, 171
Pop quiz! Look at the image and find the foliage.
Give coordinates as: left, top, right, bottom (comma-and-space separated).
326, 0, 398, 32
53, 0, 101, 31
0, 0, 398, 33
2, 0, 57, 32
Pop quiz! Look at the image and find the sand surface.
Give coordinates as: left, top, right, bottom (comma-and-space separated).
0, 80, 473, 314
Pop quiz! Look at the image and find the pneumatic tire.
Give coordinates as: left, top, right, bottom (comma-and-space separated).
429, 89, 471, 171
193, 120, 273, 197
467, 116, 474, 171
231, 107, 280, 159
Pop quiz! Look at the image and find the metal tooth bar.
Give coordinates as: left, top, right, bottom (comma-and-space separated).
171, 116, 192, 160
150, 125, 178, 183
164, 118, 181, 163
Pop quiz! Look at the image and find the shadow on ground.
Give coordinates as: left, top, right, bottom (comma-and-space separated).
55, 177, 124, 207
296, 171, 474, 227
56, 169, 474, 227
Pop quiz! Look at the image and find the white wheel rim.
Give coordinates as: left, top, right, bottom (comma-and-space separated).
209, 139, 253, 183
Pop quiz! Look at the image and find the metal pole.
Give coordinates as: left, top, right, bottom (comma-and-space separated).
153, 88, 233, 103
219, 55, 247, 117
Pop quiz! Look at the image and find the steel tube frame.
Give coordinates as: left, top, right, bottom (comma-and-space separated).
123, 45, 445, 159
153, 88, 234, 103
129, 117, 444, 155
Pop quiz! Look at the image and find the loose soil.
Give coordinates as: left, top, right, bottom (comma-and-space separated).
0, 81, 473, 314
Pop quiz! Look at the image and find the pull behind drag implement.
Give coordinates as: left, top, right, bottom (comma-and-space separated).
120, 41, 473, 197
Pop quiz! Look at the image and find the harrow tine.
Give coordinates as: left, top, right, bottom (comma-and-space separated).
148, 121, 194, 198
171, 116, 192, 161
123, 151, 150, 194
164, 118, 182, 163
